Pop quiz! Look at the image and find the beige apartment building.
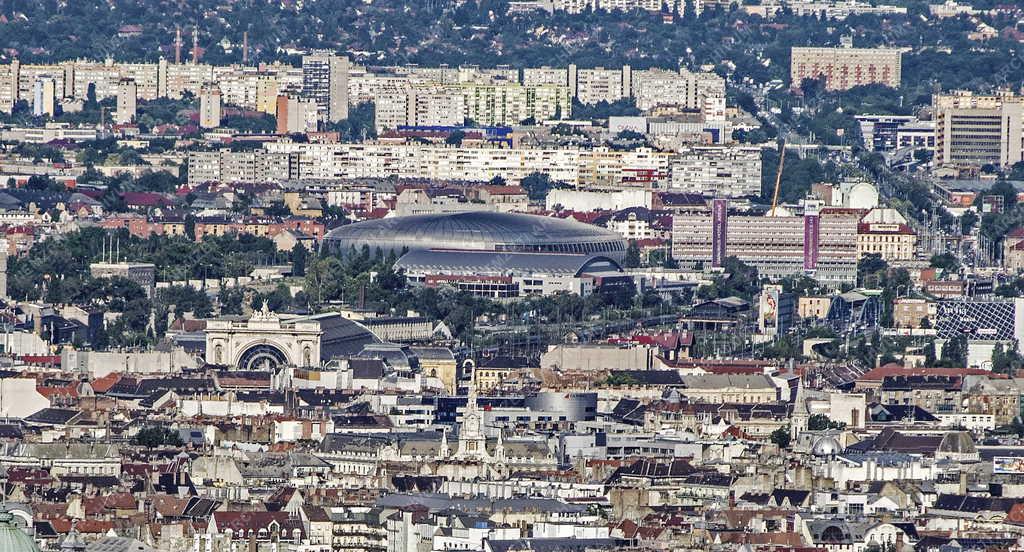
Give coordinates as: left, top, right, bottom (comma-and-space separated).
669, 146, 762, 197
934, 91, 1024, 169
190, 141, 676, 188
461, 83, 571, 126
790, 44, 902, 90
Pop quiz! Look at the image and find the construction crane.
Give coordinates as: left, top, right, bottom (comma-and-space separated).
769, 140, 786, 216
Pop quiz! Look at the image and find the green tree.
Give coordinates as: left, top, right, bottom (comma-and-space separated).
445, 130, 466, 145
133, 426, 183, 448
520, 172, 554, 202
929, 253, 960, 273
938, 334, 967, 368
923, 340, 937, 366
305, 257, 347, 304
990, 180, 1019, 209
624, 240, 641, 268
770, 426, 791, 449
292, 243, 308, 277
807, 413, 846, 431
993, 342, 1024, 375
960, 210, 979, 235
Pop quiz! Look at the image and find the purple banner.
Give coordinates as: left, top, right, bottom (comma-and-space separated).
804, 214, 819, 270
712, 199, 727, 268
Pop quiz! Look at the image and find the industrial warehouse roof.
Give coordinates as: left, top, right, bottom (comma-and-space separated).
323, 211, 626, 258
395, 249, 622, 277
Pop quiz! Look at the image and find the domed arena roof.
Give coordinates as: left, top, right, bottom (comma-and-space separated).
0, 512, 40, 552
323, 212, 627, 261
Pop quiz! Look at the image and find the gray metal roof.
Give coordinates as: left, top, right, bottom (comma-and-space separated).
287, 312, 382, 360
396, 250, 622, 277
324, 212, 626, 260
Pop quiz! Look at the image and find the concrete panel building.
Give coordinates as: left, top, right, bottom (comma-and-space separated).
198, 85, 222, 129
115, 79, 137, 124
302, 51, 349, 123
669, 146, 762, 197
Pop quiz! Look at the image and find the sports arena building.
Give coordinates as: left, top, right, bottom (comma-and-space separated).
323, 212, 632, 298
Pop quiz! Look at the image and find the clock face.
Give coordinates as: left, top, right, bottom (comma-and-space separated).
465, 413, 479, 432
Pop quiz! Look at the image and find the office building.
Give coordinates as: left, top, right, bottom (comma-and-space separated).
302, 52, 349, 123
934, 91, 1024, 168
855, 115, 917, 151
790, 41, 902, 90
115, 79, 137, 124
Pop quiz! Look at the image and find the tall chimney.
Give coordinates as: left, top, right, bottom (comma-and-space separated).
174, 27, 182, 64
192, 26, 199, 64
242, 31, 249, 64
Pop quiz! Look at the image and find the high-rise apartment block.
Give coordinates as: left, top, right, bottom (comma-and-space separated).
302, 52, 349, 123
32, 77, 57, 117
574, 65, 631, 105
199, 85, 222, 129
934, 91, 1024, 169
790, 41, 902, 90
115, 79, 137, 124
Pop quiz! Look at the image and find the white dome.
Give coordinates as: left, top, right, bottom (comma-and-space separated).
812, 436, 842, 456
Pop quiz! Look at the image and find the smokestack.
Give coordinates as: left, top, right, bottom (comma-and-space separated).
192, 26, 199, 64
242, 31, 249, 65
175, 26, 182, 64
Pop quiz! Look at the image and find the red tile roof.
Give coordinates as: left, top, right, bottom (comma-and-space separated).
91, 373, 123, 393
